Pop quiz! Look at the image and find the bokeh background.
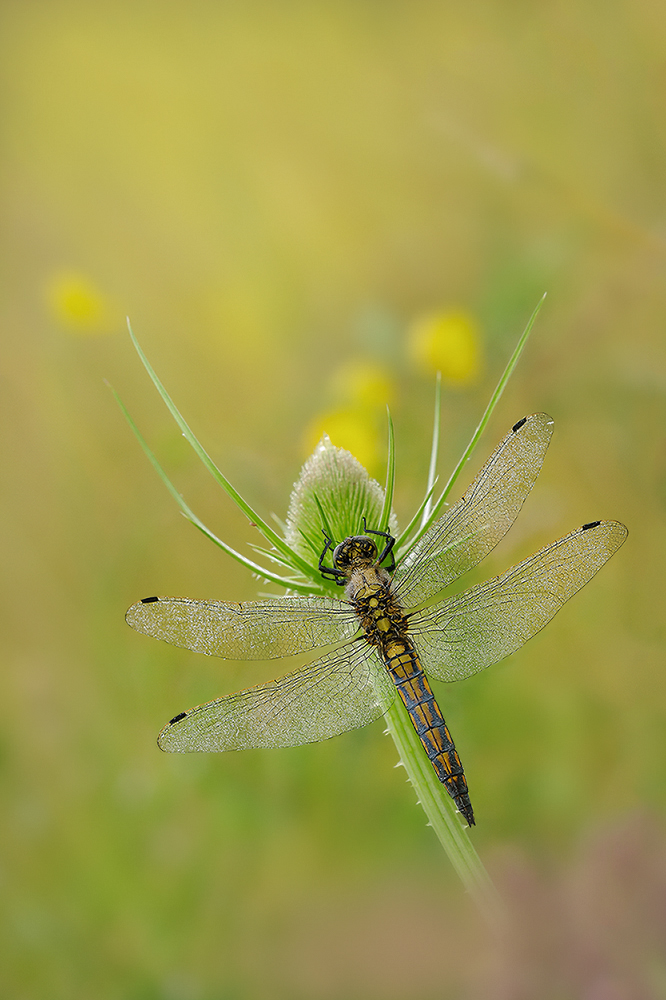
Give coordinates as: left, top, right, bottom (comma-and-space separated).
2, 2, 665, 998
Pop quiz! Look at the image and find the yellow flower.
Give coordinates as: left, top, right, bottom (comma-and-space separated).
302, 408, 383, 473
46, 270, 115, 334
330, 360, 394, 410
408, 309, 482, 385
302, 359, 395, 472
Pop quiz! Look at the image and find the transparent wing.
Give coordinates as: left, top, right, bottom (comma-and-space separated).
157, 641, 395, 752
408, 520, 628, 682
126, 594, 359, 660
394, 413, 555, 609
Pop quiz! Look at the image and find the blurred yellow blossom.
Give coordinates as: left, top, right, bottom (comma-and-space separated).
329, 360, 395, 410
302, 358, 394, 472
46, 270, 115, 333
302, 408, 383, 472
408, 309, 482, 385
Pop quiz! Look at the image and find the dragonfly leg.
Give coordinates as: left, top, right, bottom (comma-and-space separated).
361, 518, 396, 572
318, 531, 347, 585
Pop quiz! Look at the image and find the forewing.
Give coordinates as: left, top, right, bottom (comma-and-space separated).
408, 520, 627, 682
394, 413, 554, 608
126, 595, 359, 660
158, 641, 395, 751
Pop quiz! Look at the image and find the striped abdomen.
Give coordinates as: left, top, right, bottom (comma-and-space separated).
382, 637, 475, 827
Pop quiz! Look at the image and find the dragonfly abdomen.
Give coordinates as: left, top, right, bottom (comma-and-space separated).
382, 638, 475, 827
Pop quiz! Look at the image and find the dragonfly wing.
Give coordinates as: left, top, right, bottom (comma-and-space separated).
126, 595, 359, 660
158, 641, 395, 751
408, 520, 627, 682
394, 413, 554, 608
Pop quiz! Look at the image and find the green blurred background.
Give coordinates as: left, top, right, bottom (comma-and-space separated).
2, 2, 665, 997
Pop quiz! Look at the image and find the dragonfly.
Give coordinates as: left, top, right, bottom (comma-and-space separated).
126, 413, 627, 826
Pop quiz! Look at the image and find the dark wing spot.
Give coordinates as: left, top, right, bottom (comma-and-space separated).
512, 416, 527, 433
141, 595, 159, 604
581, 521, 601, 531
169, 712, 187, 725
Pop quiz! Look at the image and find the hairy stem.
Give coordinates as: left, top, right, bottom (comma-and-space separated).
383, 695, 505, 931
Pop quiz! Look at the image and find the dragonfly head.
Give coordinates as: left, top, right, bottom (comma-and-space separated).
332, 535, 379, 573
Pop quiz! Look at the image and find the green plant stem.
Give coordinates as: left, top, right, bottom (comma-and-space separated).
383, 695, 506, 931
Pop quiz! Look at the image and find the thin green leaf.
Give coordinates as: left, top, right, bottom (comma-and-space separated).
246, 545, 294, 568
378, 409, 395, 533
404, 294, 546, 552
248, 544, 324, 588
111, 385, 317, 595
313, 492, 336, 545
127, 321, 318, 582
297, 527, 323, 561
270, 512, 288, 534
421, 372, 441, 528
394, 479, 439, 554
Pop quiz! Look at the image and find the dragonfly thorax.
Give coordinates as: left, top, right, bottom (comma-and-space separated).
351, 575, 407, 643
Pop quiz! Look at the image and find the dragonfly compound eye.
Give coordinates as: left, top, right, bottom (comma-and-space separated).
358, 537, 378, 560
332, 541, 348, 568
333, 535, 379, 569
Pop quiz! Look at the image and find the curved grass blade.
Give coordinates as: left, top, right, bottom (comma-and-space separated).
398, 293, 546, 554
127, 321, 319, 582
112, 385, 319, 595
421, 372, 441, 528
313, 493, 336, 545
393, 480, 439, 560
378, 409, 395, 534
